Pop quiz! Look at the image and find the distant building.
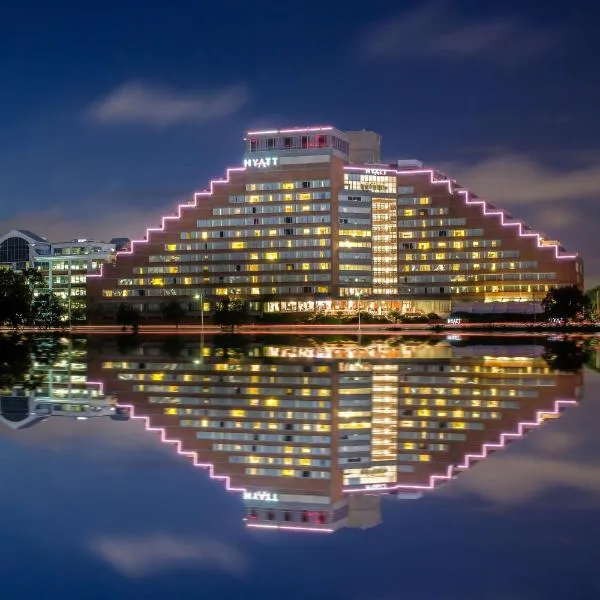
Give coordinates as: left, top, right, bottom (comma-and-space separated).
0, 229, 50, 270
0, 230, 130, 321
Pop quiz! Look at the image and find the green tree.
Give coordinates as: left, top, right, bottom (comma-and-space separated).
542, 285, 589, 324
0, 270, 33, 328
116, 303, 142, 333
30, 292, 67, 329
22, 268, 45, 291
161, 299, 186, 329
585, 285, 600, 318
213, 297, 250, 332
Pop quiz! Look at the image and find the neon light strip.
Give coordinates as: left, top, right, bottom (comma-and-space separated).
87, 167, 246, 279
342, 399, 577, 494
344, 166, 578, 260
114, 400, 247, 494
247, 126, 334, 135
246, 523, 334, 533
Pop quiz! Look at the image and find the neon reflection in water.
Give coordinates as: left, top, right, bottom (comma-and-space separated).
89, 336, 581, 533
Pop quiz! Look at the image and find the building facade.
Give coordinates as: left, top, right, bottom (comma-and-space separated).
88, 126, 582, 319
0, 230, 127, 321
35, 239, 118, 321
89, 336, 581, 532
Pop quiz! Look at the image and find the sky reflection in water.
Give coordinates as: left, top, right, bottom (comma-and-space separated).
0, 334, 599, 600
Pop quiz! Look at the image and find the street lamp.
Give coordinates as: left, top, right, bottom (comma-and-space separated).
194, 292, 204, 329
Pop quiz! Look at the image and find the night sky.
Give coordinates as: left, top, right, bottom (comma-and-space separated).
1, 1, 599, 283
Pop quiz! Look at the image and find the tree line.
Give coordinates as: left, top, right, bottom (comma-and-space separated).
0, 269, 66, 329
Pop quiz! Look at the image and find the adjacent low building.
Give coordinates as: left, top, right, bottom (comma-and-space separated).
87, 125, 582, 320
0, 230, 129, 321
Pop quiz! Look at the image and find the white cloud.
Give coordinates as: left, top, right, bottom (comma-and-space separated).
446, 453, 600, 506
440, 395, 600, 507
447, 154, 600, 206
0, 202, 181, 243
362, 2, 556, 64
86, 81, 248, 126
88, 534, 248, 577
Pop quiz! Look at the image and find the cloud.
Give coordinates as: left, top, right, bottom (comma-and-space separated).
86, 81, 248, 126
88, 534, 248, 578
440, 396, 600, 507
0, 200, 184, 243
446, 154, 600, 206
362, 2, 556, 64
447, 453, 600, 506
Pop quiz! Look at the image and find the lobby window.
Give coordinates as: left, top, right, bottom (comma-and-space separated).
284, 137, 293, 149
249, 138, 258, 152
266, 138, 276, 149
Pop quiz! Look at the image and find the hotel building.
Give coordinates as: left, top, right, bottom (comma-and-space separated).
89, 336, 581, 532
88, 126, 582, 320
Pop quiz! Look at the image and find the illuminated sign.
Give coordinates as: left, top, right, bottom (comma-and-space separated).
243, 490, 280, 502
365, 168, 387, 176
243, 157, 279, 169
365, 483, 387, 490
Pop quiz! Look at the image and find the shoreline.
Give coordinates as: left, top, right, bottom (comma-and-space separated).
1, 323, 600, 336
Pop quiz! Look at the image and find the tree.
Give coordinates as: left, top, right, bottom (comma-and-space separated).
213, 297, 250, 332
116, 303, 142, 333
586, 285, 600, 318
22, 268, 45, 292
0, 270, 33, 328
161, 299, 186, 329
542, 285, 589, 324
30, 292, 67, 329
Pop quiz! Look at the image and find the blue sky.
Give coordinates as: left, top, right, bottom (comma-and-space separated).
1, 0, 599, 282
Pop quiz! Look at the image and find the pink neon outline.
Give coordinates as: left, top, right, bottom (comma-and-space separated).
115, 401, 247, 493
87, 167, 246, 279
246, 523, 334, 534
344, 165, 578, 260
343, 398, 577, 494
246, 126, 334, 136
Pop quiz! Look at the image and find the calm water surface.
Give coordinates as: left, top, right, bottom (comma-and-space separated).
1, 334, 599, 600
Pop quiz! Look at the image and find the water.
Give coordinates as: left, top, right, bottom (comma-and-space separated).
1, 334, 599, 599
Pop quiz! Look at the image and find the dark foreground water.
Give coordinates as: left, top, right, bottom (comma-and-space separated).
1, 334, 599, 600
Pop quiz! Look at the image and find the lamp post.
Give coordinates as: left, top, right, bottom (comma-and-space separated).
194, 292, 204, 329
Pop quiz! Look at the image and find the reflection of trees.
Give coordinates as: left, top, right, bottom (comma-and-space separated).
160, 336, 186, 359
0, 334, 64, 391
543, 339, 590, 373
116, 334, 142, 355
0, 336, 31, 390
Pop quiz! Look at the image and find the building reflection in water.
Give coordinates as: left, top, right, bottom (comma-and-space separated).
88, 336, 582, 533
0, 337, 127, 430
